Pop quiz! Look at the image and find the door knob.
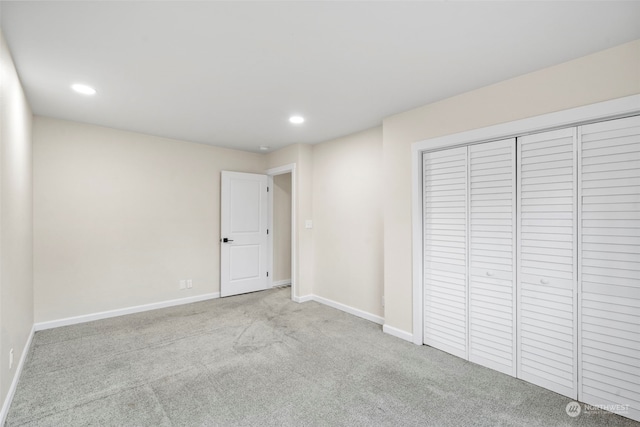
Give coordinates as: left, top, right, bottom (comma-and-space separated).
222, 238, 234, 243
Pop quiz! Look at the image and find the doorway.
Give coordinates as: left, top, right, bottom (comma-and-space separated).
272, 173, 292, 288
267, 164, 297, 300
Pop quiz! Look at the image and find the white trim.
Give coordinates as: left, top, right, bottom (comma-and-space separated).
411, 94, 640, 351
411, 142, 424, 345
272, 279, 291, 287
571, 126, 580, 397
1, 325, 35, 426
412, 94, 640, 153
576, 124, 584, 402
311, 295, 384, 325
464, 145, 470, 360
509, 139, 518, 376
266, 163, 297, 304
516, 137, 523, 380
292, 294, 385, 325
293, 294, 313, 303
267, 174, 274, 289
34, 293, 220, 331
266, 164, 296, 176
383, 324, 413, 343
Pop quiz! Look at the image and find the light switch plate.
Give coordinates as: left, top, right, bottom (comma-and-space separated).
305, 220, 313, 229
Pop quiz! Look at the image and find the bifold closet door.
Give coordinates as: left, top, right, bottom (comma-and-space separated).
423, 146, 468, 359
468, 139, 517, 376
517, 128, 578, 399
579, 115, 640, 422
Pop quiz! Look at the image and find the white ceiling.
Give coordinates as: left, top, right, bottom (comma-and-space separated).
2, 1, 639, 153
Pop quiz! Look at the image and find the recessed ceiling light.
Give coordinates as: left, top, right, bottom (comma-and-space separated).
289, 115, 305, 124
259, 146, 270, 151
71, 83, 96, 95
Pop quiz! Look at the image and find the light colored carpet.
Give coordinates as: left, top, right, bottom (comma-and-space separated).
6, 287, 638, 426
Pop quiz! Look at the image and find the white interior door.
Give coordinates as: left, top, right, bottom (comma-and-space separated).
579, 115, 640, 422
468, 139, 517, 376
423, 146, 469, 359
423, 140, 517, 374
517, 128, 578, 399
221, 171, 269, 297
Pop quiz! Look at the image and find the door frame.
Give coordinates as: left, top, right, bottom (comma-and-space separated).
410, 94, 640, 346
266, 163, 297, 301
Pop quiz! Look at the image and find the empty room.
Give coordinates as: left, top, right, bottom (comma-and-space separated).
1, 1, 639, 426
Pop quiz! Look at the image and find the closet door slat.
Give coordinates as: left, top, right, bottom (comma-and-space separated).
423, 147, 468, 359
518, 127, 578, 399
469, 139, 516, 376
579, 115, 640, 422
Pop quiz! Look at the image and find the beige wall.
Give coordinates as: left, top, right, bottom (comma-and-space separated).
383, 39, 640, 333
297, 145, 314, 297
266, 144, 299, 171
0, 31, 34, 405
312, 127, 383, 316
33, 117, 265, 322
273, 173, 291, 283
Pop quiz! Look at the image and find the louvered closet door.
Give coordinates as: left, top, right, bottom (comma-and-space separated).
517, 128, 578, 399
468, 139, 517, 376
579, 115, 640, 422
423, 146, 468, 359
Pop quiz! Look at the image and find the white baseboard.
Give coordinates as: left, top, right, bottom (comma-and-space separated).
311, 295, 384, 325
272, 279, 291, 287
1, 325, 35, 426
34, 292, 220, 331
293, 294, 313, 303
383, 324, 414, 343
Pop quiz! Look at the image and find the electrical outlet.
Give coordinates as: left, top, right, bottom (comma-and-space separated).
187, 279, 193, 289
179, 280, 186, 290
9, 348, 13, 370
305, 220, 313, 229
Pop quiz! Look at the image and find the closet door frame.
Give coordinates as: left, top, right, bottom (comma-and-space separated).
410, 94, 640, 346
